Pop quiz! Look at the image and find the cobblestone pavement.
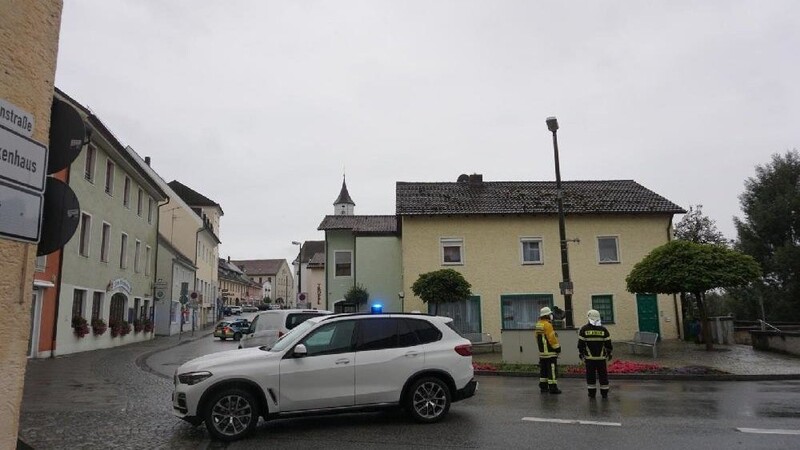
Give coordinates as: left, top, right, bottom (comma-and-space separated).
19, 329, 800, 448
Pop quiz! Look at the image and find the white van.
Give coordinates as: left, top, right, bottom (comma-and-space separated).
238, 309, 332, 349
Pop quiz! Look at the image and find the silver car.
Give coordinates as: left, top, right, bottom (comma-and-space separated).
238, 309, 332, 349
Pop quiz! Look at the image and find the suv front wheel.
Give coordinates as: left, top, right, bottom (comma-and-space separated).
406, 377, 451, 423
204, 388, 259, 441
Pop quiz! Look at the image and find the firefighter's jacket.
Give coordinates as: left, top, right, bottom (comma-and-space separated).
535, 318, 560, 358
577, 323, 613, 360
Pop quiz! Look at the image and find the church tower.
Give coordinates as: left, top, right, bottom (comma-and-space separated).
333, 176, 355, 216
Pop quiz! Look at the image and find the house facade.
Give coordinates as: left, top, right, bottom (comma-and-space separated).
306, 252, 326, 308
155, 234, 197, 335
396, 176, 686, 343
293, 240, 325, 309
52, 90, 167, 356
219, 257, 261, 306
231, 259, 294, 307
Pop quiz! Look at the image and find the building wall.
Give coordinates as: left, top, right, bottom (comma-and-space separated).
56, 119, 161, 355
355, 236, 403, 312
155, 241, 195, 335
274, 262, 294, 306
325, 230, 355, 308
400, 214, 680, 342
307, 267, 326, 309
0, 2, 63, 446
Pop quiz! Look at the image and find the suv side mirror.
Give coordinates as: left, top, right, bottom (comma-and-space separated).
293, 344, 308, 357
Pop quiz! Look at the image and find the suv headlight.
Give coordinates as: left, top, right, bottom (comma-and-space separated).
177, 371, 213, 385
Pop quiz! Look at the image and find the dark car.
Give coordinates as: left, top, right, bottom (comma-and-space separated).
213, 319, 251, 341
222, 306, 232, 316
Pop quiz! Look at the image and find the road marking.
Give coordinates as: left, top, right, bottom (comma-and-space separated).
522, 417, 621, 427
737, 427, 800, 435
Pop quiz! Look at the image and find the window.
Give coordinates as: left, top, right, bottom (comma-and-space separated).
429, 296, 481, 335
134, 240, 141, 273
72, 289, 86, 318
521, 237, 543, 264
100, 222, 111, 262
357, 318, 399, 351
133, 298, 140, 322
35, 255, 47, 272
84, 145, 96, 182
441, 238, 463, 265
104, 159, 115, 195
334, 251, 352, 277
598, 236, 620, 263
147, 197, 154, 223
145, 246, 151, 276
123, 177, 131, 207
120, 233, 128, 269
405, 319, 442, 344
301, 320, 356, 356
137, 188, 143, 216
142, 299, 150, 320
500, 294, 553, 330
110, 294, 125, 323
79, 213, 91, 257
91, 292, 103, 321
591, 295, 615, 323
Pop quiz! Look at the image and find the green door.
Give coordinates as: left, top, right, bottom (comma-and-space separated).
636, 294, 660, 336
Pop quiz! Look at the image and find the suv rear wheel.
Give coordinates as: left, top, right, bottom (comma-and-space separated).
204, 388, 259, 441
407, 377, 451, 423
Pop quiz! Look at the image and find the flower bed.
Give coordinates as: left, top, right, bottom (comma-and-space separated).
474, 360, 727, 376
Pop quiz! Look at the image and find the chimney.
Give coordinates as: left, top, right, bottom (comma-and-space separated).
144, 156, 151, 166
227, 256, 230, 263
468, 173, 483, 183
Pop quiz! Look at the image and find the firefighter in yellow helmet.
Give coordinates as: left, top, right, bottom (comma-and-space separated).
577, 309, 613, 399
535, 306, 562, 394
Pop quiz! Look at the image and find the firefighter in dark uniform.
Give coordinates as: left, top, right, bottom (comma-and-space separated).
535, 306, 562, 394
577, 309, 613, 399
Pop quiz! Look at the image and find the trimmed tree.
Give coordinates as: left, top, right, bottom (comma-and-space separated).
344, 284, 370, 308
626, 240, 761, 350
411, 269, 472, 315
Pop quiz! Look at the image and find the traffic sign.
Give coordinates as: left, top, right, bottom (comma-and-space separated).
0, 123, 47, 192
0, 180, 43, 242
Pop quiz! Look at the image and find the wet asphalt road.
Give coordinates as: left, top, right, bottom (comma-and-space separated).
19, 315, 800, 449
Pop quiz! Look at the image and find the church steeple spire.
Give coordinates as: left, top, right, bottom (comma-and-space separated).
333, 175, 355, 215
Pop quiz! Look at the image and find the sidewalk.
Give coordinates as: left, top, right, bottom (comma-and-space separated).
472, 339, 800, 379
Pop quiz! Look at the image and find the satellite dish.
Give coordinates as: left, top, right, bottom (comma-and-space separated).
47, 97, 86, 174
37, 177, 80, 256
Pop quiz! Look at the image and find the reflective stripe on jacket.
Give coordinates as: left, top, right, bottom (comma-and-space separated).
535, 318, 560, 357
577, 323, 612, 360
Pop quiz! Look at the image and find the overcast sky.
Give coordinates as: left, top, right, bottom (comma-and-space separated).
55, 1, 800, 264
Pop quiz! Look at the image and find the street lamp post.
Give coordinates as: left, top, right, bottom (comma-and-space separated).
292, 241, 302, 308
546, 116, 574, 328
398, 291, 405, 312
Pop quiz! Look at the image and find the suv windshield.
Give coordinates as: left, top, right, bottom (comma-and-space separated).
266, 319, 315, 352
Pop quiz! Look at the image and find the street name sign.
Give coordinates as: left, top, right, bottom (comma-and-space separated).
0, 98, 35, 137
0, 123, 47, 192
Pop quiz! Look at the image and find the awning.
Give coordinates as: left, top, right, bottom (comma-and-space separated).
33, 280, 55, 288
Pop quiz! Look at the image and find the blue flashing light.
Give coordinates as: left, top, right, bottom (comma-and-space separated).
370, 304, 383, 314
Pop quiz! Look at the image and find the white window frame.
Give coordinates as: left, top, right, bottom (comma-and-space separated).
145, 245, 152, 276
333, 250, 352, 278
520, 237, 544, 265
134, 239, 142, 273
123, 176, 131, 208
597, 235, 620, 264
120, 232, 128, 269
78, 212, 92, 257
147, 197, 154, 223
84, 145, 96, 182
137, 188, 143, 216
91, 291, 104, 321
104, 158, 115, 196
440, 237, 464, 265
72, 288, 87, 318
100, 221, 111, 262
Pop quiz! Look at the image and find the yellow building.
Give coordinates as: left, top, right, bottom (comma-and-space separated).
397, 175, 686, 344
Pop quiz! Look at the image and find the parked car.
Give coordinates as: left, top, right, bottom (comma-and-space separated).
241, 305, 259, 313
173, 313, 477, 441
222, 306, 232, 316
229, 306, 242, 315
238, 309, 332, 349
212, 319, 251, 341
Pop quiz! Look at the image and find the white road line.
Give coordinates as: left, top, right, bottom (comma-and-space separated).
737, 427, 800, 435
522, 417, 622, 427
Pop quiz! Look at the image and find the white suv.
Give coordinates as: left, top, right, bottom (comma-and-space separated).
172, 313, 477, 441
238, 309, 332, 350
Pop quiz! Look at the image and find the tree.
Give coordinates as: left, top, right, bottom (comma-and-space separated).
734, 150, 800, 321
674, 204, 729, 246
626, 240, 761, 350
344, 284, 369, 306
411, 269, 472, 315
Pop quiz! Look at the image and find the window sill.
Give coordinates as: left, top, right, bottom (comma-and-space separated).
598, 261, 620, 265
521, 262, 543, 265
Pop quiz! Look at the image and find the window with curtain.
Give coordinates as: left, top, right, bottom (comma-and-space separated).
428, 295, 481, 335
591, 295, 615, 323
501, 294, 553, 330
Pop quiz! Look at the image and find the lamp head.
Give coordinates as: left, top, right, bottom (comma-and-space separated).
546, 116, 559, 132
291, 241, 301, 245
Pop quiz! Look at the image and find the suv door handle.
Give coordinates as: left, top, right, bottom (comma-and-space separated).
335, 358, 351, 365
405, 351, 419, 358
